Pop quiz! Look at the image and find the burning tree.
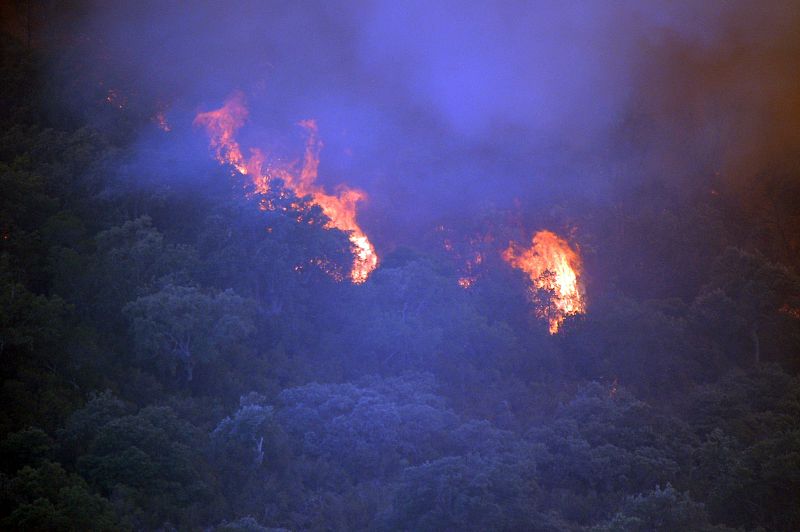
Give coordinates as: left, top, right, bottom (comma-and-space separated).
503, 230, 586, 333
194, 92, 378, 283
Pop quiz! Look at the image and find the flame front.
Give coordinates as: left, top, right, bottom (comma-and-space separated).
194, 92, 378, 283
503, 230, 585, 333
193, 92, 249, 174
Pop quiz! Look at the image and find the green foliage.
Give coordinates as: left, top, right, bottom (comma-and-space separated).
276, 374, 461, 480
76, 405, 215, 528
596, 484, 733, 531
58, 390, 133, 464
0, 461, 119, 530
381, 453, 551, 532
561, 295, 701, 399
87, 217, 196, 321
0, 426, 54, 473
0, 256, 69, 360
527, 383, 691, 525
124, 284, 257, 385
692, 248, 800, 367
686, 366, 800, 530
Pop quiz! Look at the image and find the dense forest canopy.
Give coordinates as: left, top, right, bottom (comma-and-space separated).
1, 1, 800, 530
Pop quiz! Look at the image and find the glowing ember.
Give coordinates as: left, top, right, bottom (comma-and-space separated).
457, 251, 483, 289
194, 92, 378, 283
779, 304, 800, 320
153, 112, 171, 132
441, 226, 492, 290
457, 277, 473, 289
503, 230, 585, 333
105, 89, 127, 109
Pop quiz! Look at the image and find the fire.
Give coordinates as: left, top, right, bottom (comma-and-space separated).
457, 251, 483, 289
440, 226, 493, 290
194, 92, 378, 283
153, 111, 171, 132
194, 92, 248, 174
503, 230, 585, 333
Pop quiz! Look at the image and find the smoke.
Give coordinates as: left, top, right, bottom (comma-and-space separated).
47, 0, 800, 249
626, 2, 800, 187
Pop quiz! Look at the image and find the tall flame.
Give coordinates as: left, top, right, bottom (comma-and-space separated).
194, 92, 378, 283
503, 230, 585, 333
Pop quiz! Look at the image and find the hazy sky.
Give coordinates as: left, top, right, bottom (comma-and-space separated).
57, 0, 800, 246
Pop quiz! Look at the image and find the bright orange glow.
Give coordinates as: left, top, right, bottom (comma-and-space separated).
194, 92, 378, 283
193, 91, 248, 174
503, 230, 585, 333
457, 277, 474, 289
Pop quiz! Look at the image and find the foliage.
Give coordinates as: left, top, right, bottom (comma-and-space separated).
124, 284, 257, 385
595, 484, 733, 532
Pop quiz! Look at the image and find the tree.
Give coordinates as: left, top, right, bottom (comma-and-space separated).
685, 366, 800, 530
275, 374, 460, 481
0, 256, 68, 361
527, 383, 691, 526
317, 256, 517, 411
195, 185, 351, 311
692, 247, 800, 367
0, 256, 79, 433
560, 294, 701, 400
57, 390, 133, 465
209, 393, 292, 521
0, 426, 53, 474
124, 284, 257, 384
379, 451, 550, 531
0, 460, 118, 530
87, 217, 196, 328
596, 484, 733, 531
76, 406, 215, 529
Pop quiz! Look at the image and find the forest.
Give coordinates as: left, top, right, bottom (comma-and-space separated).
1, 1, 800, 530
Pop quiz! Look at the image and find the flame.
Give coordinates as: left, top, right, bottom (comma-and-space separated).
194, 92, 378, 283
194, 92, 249, 174
503, 230, 585, 333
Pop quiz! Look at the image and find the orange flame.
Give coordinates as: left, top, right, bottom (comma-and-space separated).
503, 230, 585, 333
194, 92, 378, 283
193, 92, 249, 174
